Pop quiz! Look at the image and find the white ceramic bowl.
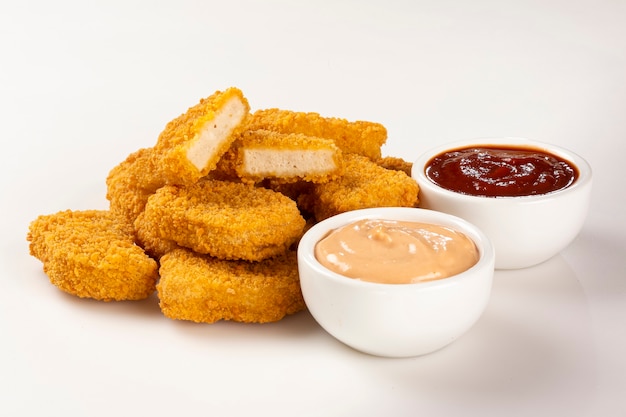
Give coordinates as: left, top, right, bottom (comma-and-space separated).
412, 137, 592, 269
297, 207, 495, 358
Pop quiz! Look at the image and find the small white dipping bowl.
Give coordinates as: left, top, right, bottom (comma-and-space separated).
412, 137, 592, 269
297, 207, 495, 358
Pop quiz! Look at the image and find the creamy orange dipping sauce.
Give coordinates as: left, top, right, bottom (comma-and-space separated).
314, 219, 479, 284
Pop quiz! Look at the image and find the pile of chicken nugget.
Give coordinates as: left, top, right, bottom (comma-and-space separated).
27, 87, 419, 324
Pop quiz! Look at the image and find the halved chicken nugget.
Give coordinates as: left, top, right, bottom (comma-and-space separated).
155, 87, 250, 184
246, 108, 387, 160
217, 129, 343, 184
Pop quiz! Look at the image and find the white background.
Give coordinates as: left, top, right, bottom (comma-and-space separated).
1, 1, 625, 416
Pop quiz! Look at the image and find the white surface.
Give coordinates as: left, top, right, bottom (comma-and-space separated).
1, 1, 624, 416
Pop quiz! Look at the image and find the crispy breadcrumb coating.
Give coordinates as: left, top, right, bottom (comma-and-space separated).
133, 211, 181, 260
158, 248, 305, 323
106, 147, 165, 226
246, 108, 386, 160
261, 179, 315, 203
376, 156, 413, 177
139, 179, 306, 261
238, 129, 343, 182
155, 87, 250, 184
309, 153, 420, 221
218, 129, 344, 184
27, 210, 158, 301
27, 85, 423, 326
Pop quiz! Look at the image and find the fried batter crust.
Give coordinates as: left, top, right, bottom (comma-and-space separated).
155, 87, 250, 185
246, 108, 386, 160
309, 153, 420, 221
27, 210, 158, 301
217, 129, 344, 184
376, 156, 413, 177
106, 147, 164, 226
133, 211, 181, 260
138, 179, 306, 261
158, 248, 305, 323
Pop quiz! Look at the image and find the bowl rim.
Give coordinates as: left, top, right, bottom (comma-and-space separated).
297, 207, 495, 291
411, 137, 593, 201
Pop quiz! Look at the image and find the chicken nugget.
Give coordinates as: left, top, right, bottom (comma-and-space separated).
133, 210, 181, 260
310, 153, 419, 221
27, 210, 158, 301
139, 179, 306, 261
157, 248, 305, 323
261, 178, 315, 203
247, 108, 386, 160
155, 87, 250, 184
217, 129, 343, 184
106, 147, 164, 226
376, 155, 413, 177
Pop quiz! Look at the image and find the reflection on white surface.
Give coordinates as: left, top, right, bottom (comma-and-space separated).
335, 255, 597, 416
9, 242, 599, 416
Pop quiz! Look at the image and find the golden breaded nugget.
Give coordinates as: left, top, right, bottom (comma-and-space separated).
27, 85, 423, 327
376, 156, 413, 177
309, 153, 419, 221
247, 108, 386, 160
139, 179, 306, 261
106, 147, 164, 226
27, 210, 158, 301
261, 178, 315, 203
133, 211, 181, 260
155, 87, 250, 184
218, 129, 344, 184
158, 248, 305, 323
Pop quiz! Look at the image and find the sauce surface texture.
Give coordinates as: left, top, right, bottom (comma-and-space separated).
314, 219, 479, 284
425, 145, 578, 197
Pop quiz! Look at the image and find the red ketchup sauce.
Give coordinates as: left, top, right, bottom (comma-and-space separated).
425, 145, 579, 197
